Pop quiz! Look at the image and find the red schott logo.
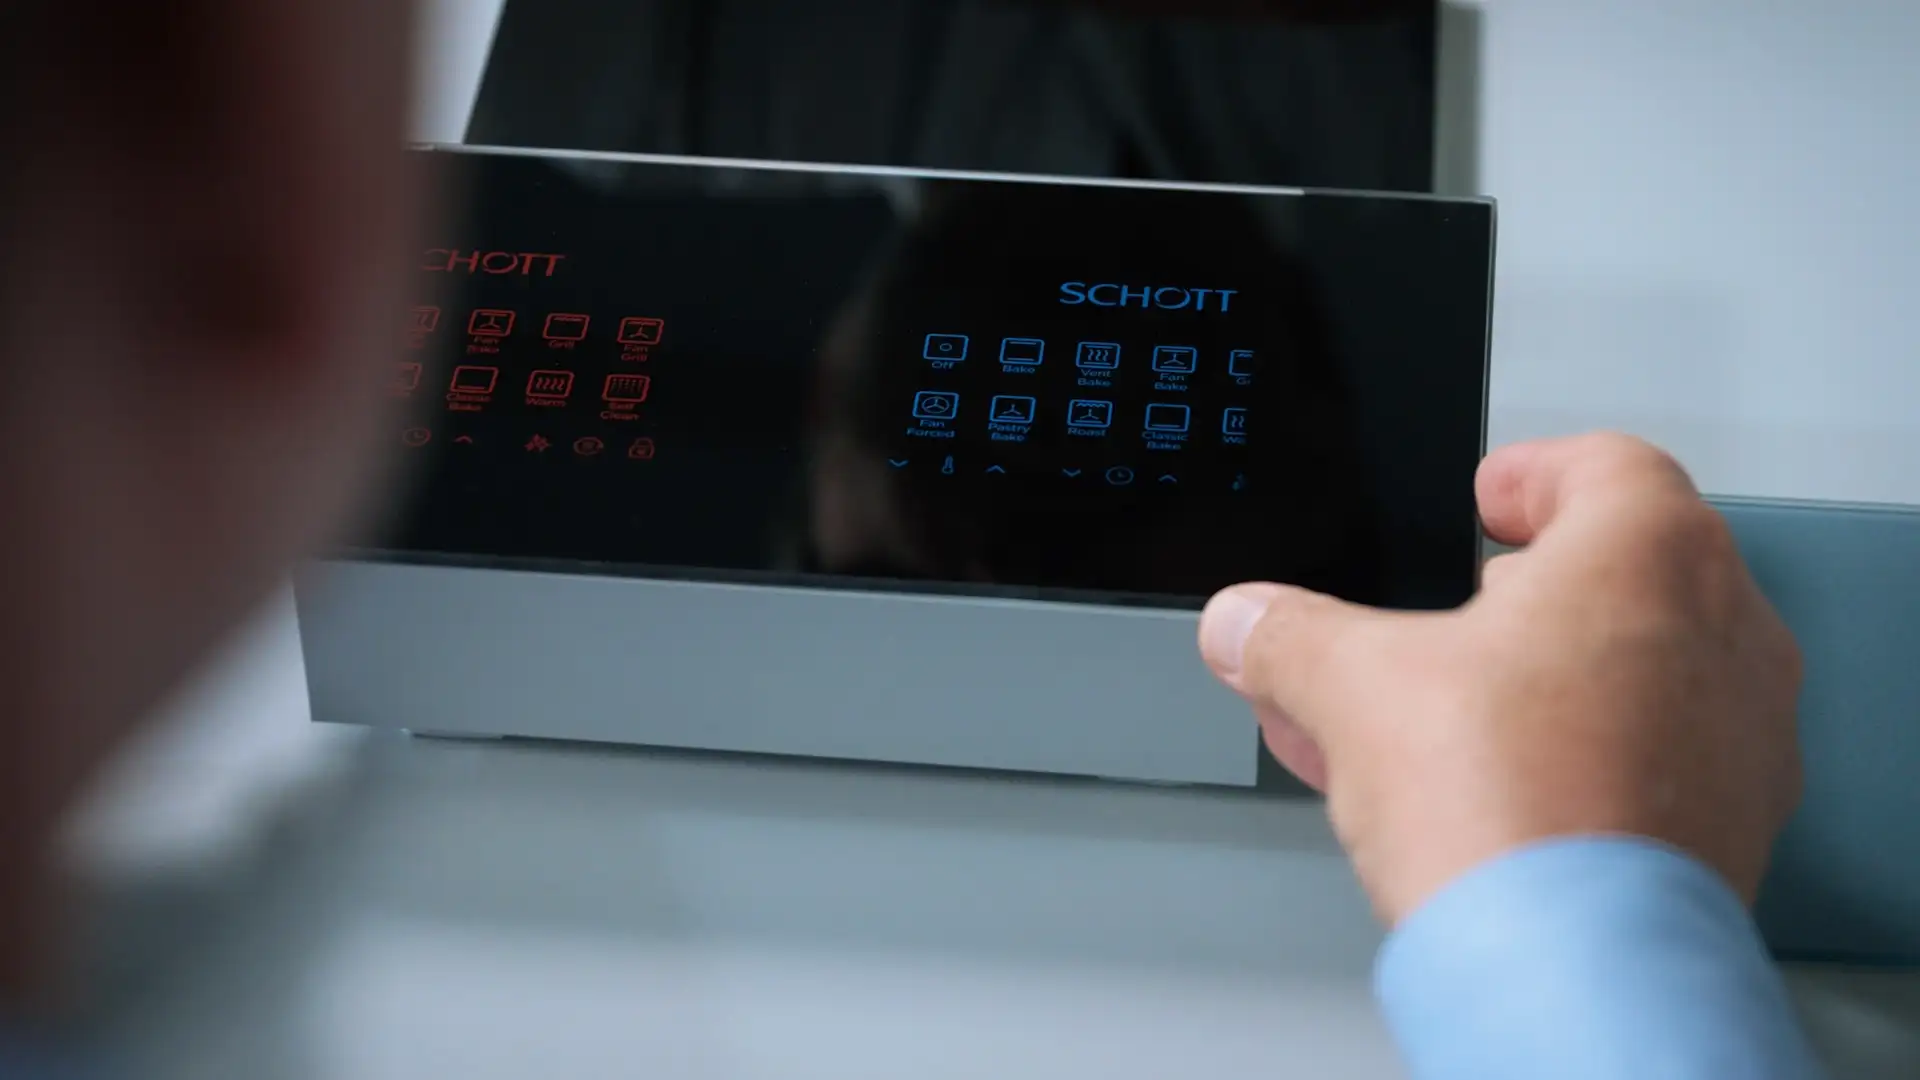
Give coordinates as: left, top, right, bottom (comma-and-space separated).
422, 249, 567, 277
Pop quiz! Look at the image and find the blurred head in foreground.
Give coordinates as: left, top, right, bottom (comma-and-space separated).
0, 1, 419, 1003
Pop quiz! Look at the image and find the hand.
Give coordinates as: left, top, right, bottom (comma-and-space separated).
1197, 433, 1804, 924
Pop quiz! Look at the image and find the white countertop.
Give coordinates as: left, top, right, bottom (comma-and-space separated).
77, 695, 1920, 1079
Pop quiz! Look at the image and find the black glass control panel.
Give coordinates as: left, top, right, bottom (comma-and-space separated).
375, 148, 1491, 609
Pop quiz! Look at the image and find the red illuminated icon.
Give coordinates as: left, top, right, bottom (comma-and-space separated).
453, 435, 475, 445
402, 427, 432, 448
409, 306, 441, 333
449, 365, 499, 394
627, 437, 656, 461
525, 435, 551, 453
617, 317, 665, 346
395, 362, 421, 393
543, 313, 591, 341
574, 436, 605, 457
602, 373, 651, 404
526, 370, 575, 399
467, 308, 516, 337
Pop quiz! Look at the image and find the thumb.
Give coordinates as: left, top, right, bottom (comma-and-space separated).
1198, 582, 1400, 745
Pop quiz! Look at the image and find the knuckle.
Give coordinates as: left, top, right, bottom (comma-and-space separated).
1583, 431, 1669, 470
1679, 501, 1739, 561
1582, 432, 1697, 493
1633, 493, 1736, 569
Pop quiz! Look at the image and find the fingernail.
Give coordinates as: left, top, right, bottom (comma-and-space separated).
1200, 584, 1284, 678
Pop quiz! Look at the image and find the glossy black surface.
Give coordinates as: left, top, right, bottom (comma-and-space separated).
469, 0, 1438, 192
376, 148, 1488, 608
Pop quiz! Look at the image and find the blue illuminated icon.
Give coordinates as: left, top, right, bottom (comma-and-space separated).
1145, 403, 1191, 433
1067, 399, 1114, 429
1000, 337, 1046, 366
1105, 466, 1136, 486
989, 395, 1037, 424
942, 455, 956, 475
913, 390, 960, 421
924, 333, 969, 362
1222, 407, 1247, 435
1076, 341, 1122, 370
1152, 345, 1198, 374
1227, 349, 1255, 377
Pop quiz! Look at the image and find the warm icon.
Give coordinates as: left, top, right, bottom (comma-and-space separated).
526, 370, 575, 399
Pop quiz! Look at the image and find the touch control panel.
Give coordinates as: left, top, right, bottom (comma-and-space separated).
377, 148, 1493, 609
899, 331, 1253, 492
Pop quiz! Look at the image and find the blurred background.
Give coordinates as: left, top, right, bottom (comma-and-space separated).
466, 0, 1439, 190
62, 2, 1920, 1078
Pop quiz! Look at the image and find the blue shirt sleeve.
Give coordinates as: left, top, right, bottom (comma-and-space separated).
1375, 837, 1828, 1080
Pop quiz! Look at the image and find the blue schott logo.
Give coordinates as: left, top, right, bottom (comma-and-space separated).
1058, 282, 1239, 313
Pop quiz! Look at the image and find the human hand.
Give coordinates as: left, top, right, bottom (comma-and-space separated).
1197, 433, 1804, 924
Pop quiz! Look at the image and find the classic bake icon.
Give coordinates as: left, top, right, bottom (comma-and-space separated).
448, 365, 499, 394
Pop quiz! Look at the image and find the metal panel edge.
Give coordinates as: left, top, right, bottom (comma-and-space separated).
295, 562, 1259, 787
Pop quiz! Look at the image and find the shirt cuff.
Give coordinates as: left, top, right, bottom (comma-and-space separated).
1375, 836, 1827, 1080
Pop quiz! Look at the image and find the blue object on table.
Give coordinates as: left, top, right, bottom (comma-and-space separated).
1715, 497, 1920, 966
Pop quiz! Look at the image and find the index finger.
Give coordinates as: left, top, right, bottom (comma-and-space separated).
1476, 432, 1699, 547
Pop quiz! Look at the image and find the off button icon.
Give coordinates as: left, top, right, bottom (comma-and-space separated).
923, 333, 968, 362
